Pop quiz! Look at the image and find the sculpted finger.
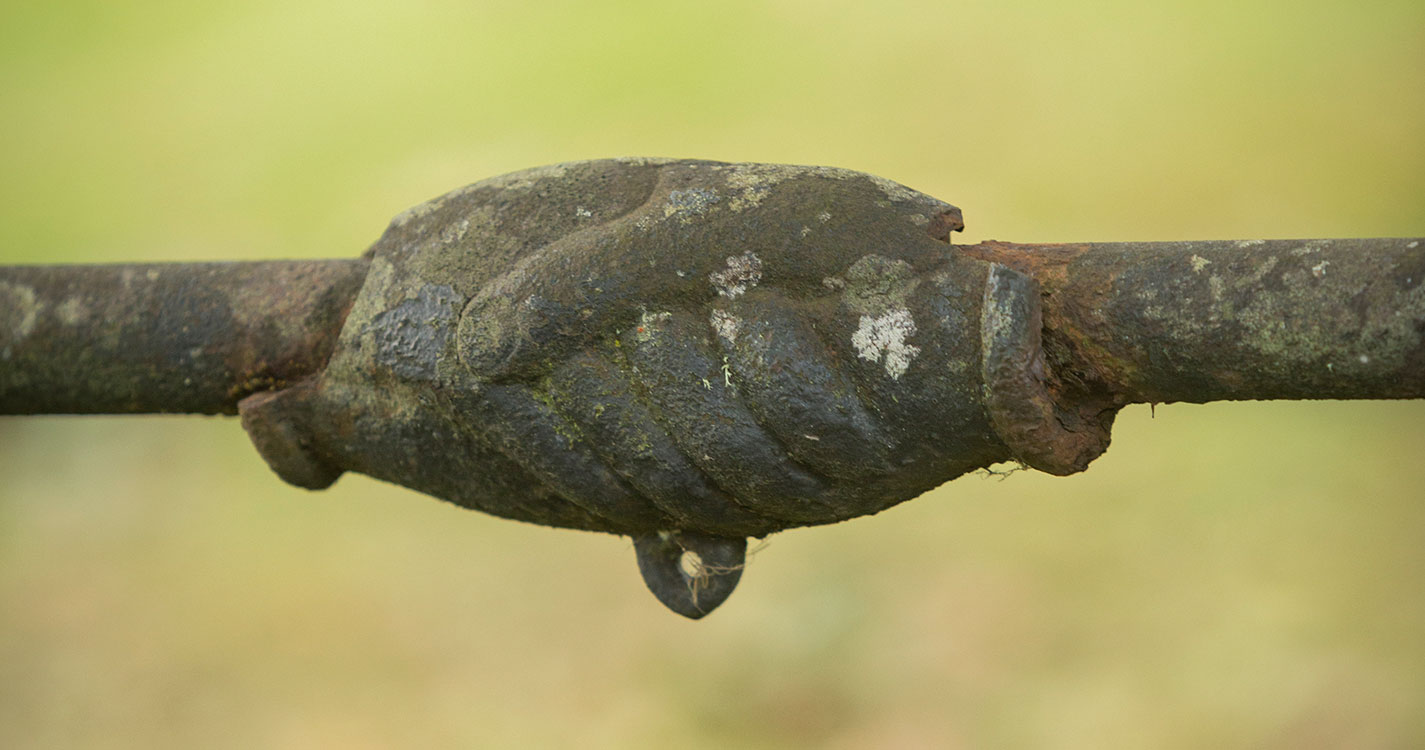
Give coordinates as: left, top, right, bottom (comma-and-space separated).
712, 292, 892, 483
458, 384, 673, 533
622, 310, 834, 524
546, 349, 780, 537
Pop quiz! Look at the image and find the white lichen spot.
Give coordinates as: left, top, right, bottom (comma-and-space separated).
1249, 256, 1279, 285
635, 310, 672, 343
710, 252, 763, 298
822, 276, 846, 291
0, 281, 39, 342
1409, 241, 1419, 249
1236, 239, 1266, 248
575, 206, 592, 219
188, 346, 204, 360
867, 174, 925, 203
1189, 255, 1211, 273
392, 197, 444, 228
1359, 354, 1370, 364
614, 156, 678, 168
1208, 275, 1225, 302
717, 163, 942, 214
1291, 240, 1328, 256
723, 163, 848, 211
463, 162, 570, 194
818, 211, 832, 223
908, 214, 930, 226
1311, 260, 1330, 279
710, 309, 740, 344
663, 188, 719, 222
724, 169, 775, 211
439, 217, 470, 245
145, 269, 160, 282
851, 308, 920, 379
800, 226, 812, 238
57, 296, 87, 325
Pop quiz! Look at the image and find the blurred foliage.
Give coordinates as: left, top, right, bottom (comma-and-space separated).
2, 0, 1424, 747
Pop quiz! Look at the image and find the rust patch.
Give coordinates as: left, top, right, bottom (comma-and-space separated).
926, 207, 965, 241
958, 240, 1089, 282
980, 262, 1114, 475
961, 241, 1140, 405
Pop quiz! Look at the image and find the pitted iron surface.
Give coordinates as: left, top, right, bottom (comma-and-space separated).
11, 159, 1418, 617
235, 159, 1100, 616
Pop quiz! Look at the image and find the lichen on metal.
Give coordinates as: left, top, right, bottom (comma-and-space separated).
2, 157, 1421, 618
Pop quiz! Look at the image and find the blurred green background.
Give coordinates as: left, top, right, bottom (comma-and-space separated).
2, 0, 1423, 747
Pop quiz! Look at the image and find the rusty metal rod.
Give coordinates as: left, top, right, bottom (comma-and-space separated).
963, 238, 1425, 405
1, 156, 1421, 619
5, 239, 1419, 418
0, 259, 369, 415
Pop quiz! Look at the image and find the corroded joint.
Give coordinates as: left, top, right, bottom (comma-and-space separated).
964, 239, 1425, 406
981, 263, 1112, 475
234, 158, 1098, 617
11, 159, 1418, 618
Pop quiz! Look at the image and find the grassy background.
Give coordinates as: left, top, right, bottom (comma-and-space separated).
2, 0, 1423, 747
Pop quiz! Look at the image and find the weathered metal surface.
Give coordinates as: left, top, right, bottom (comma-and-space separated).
238, 160, 1021, 613
633, 531, 747, 619
964, 239, 1425, 405
979, 262, 1114, 476
3, 158, 1422, 617
1, 260, 368, 415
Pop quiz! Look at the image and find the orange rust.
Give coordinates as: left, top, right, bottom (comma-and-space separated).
957, 240, 1090, 285
959, 242, 1135, 463
926, 208, 966, 241
979, 261, 1114, 475
959, 242, 1130, 399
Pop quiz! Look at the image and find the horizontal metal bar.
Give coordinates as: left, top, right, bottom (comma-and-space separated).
962, 237, 1425, 405
0, 259, 369, 415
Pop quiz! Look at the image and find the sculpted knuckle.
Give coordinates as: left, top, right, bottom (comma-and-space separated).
267, 160, 1052, 543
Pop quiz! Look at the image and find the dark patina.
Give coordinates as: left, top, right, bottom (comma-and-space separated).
4, 159, 1422, 617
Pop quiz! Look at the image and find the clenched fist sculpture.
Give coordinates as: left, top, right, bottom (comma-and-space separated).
237, 158, 1114, 617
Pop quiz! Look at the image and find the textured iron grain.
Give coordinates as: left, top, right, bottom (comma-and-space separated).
963, 239, 1425, 406
4, 159, 1421, 618
0, 259, 369, 414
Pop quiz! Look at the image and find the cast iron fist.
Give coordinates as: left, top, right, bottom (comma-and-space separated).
237, 159, 1111, 617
